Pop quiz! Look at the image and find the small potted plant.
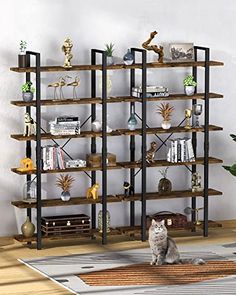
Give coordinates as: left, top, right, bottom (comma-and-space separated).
18, 40, 27, 68
56, 174, 75, 201
105, 43, 115, 65
156, 102, 174, 129
183, 75, 197, 96
158, 167, 172, 194
21, 81, 35, 102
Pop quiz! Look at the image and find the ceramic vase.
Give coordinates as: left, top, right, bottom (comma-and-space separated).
21, 217, 35, 238
161, 120, 171, 129
184, 86, 195, 96
18, 54, 26, 68
158, 177, 172, 194
22, 92, 34, 102
107, 56, 114, 66
61, 191, 71, 201
123, 49, 134, 65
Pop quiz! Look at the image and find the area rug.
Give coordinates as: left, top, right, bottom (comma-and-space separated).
20, 244, 236, 295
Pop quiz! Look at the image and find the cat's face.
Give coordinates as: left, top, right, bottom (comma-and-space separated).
150, 219, 167, 234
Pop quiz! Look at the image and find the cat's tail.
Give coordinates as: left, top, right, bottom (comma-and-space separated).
179, 258, 206, 265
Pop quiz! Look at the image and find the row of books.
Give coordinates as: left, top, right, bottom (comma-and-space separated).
49, 116, 80, 136
132, 85, 169, 98
42, 145, 65, 170
167, 138, 195, 163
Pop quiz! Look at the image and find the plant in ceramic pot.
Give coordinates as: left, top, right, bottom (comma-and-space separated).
158, 167, 172, 194
105, 43, 115, 65
183, 75, 197, 96
21, 81, 35, 102
18, 40, 27, 68
56, 174, 75, 201
223, 134, 236, 176
156, 102, 174, 129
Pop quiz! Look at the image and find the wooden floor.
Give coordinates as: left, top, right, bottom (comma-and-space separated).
1, 223, 236, 295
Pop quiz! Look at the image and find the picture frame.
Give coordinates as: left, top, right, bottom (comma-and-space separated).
169, 43, 194, 61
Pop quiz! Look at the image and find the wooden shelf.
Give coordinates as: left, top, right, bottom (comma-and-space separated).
10, 93, 223, 107
10, 60, 224, 73
11, 157, 223, 175
11, 125, 223, 141
11, 189, 222, 209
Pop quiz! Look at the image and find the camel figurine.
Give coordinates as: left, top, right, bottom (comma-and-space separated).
67, 76, 81, 99
86, 183, 100, 200
48, 76, 71, 100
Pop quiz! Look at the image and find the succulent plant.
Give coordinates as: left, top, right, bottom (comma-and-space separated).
156, 103, 174, 121
19, 40, 27, 53
21, 81, 35, 93
56, 174, 75, 192
183, 75, 197, 87
105, 43, 115, 57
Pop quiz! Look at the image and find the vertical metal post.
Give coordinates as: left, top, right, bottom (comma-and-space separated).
91, 50, 97, 231
203, 48, 210, 237
102, 52, 108, 244
130, 49, 135, 228
141, 50, 147, 241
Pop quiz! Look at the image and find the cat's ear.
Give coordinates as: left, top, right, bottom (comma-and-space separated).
161, 220, 165, 225
151, 219, 156, 226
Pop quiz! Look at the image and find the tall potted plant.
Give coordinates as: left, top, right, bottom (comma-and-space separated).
21, 81, 35, 102
105, 43, 115, 65
56, 174, 75, 201
223, 134, 236, 176
183, 75, 197, 96
156, 102, 174, 129
18, 40, 27, 68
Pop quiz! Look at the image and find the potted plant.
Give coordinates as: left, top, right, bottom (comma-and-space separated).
105, 43, 115, 65
158, 167, 172, 194
18, 40, 27, 68
21, 81, 35, 102
156, 102, 174, 129
183, 75, 197, 96
223, 134, 236, 176
56, 174, 75, 201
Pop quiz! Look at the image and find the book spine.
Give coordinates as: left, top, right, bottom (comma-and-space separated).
186, 139, 195, 162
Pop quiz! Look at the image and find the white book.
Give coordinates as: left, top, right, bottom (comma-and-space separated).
186, 138, 195, 162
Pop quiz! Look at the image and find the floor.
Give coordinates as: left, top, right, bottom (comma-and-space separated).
1, 225, 236, 295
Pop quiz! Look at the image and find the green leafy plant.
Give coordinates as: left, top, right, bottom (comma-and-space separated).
105, 43, 115, 57
21, 81, 35, 93
19, 40, 27, 53
223, 134, 236, 176
183, 75, 197, 87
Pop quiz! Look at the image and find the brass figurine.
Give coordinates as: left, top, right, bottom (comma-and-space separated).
62, 37, 73, 68
17, 158, 35, 172
184, 206, 203, 226
48, 76, 71, 100
86, 183, 100, 200
137, 141, 157, 164
142, 31, 164, 63
184, 108, 192, 129
67, 75, 80, 99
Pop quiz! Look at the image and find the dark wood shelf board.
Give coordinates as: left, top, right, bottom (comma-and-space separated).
10, 125, 223, 141
11, 189, 222, 209
10, 60, 224, 73
10, 93, 223, 107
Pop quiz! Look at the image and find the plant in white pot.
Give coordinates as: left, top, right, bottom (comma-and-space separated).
105, 43, 115, 65
56, 174, 75, 201
183, 75, 197, 96
21, 81, 35, 102
156, 102, 174, 129
18, 40, 27, 68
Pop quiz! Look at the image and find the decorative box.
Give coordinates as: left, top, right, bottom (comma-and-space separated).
41, 214, 90, 236
146, 211, 188, 229
86, 153, 116, 168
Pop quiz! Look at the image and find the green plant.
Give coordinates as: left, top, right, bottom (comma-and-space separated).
183, 75, 197, 87
105, 43, 115, 57
223, 134, 236, 176
159, 167, 169, 178
19, 40, 27, 53
21, 81, 35, 93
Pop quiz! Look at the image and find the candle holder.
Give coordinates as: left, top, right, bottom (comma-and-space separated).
193, 104, 203, 128
184, 109, 192, 129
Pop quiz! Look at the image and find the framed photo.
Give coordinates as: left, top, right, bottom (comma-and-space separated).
169, 43, 194, 61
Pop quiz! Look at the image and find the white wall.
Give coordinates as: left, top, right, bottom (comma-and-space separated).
0, 0, 235, 236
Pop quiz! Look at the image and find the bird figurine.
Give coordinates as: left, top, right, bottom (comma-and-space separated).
67, 76, 81, 99
48, 76, 71, 100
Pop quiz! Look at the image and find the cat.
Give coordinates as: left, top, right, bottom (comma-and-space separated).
148, 219, 205, 265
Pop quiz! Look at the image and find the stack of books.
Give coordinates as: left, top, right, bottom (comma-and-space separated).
42, 145, 65, 170
132, 85, 169, 98
49, 116, 80, 136
167, 138, 195, 163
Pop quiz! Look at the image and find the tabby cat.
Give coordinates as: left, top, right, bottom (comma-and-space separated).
148, 219, 205, 265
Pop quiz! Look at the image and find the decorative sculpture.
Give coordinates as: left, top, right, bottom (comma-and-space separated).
98, 209, 111, 233
62, 37, 73, 68
142, 31, 164, 63
184, 206, 203, 226
67, 76, 81, 99
86, 183, 100, 200
23, 113, 36, 137
184, 108, 192, 129
191, 172, 203, 192
17, 158, 35, 172
48, 76, 71, 100
123, 182, 134, 197
137, 141, 157, 164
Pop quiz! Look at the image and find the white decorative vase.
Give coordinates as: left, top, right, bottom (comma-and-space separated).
107, 56, 114, 65
91, 120, 102, 132
161, 120, 171, 130
184, 86, 195, 96
61, 191, 71, 201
